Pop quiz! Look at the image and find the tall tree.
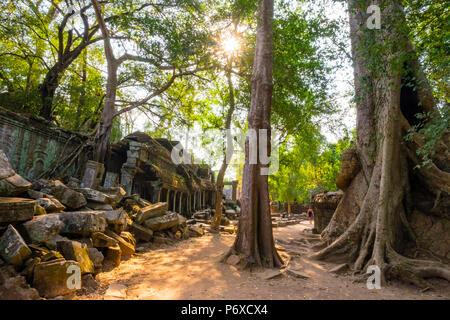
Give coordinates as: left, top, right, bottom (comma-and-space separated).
90, 0, 212, 162
313, 0, 450, 288
211, 68, 236, 230
223, 0, 282, 268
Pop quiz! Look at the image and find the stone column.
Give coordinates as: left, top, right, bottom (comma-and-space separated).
202, 191, 205, 208
120, 141, 142, 195
157, 189, 162, 202
193, 192, 197, 211
173, 191, 178, 212
167, 190, 171, 209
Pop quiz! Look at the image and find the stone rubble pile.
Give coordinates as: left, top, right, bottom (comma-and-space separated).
0, 149, 206, 300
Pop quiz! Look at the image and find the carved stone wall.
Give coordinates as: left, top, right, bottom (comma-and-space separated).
0, 107, 89, 181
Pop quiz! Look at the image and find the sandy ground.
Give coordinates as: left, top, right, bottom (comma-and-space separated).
76, 221, 450, 300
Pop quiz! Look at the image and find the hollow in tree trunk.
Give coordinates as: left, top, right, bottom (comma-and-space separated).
312, 0, 450, 289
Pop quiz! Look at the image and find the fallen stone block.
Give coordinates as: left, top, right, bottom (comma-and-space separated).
0, 225, 31, 267
76, 188, 114, 204
96, 187, 126, 204
56, 240, 94, 274
0, 150, 15, 180
104, 245, 121, 267
0, 173, 32, 196
119, 231, 136, 247
34, 205, 47, 216
36, 197, 66, 213
135, 202, 168, 224
0, 150, 32, 196
87, 201, 113, 211
222, 226, 236, 234
40, 250, 64, 263
92, 232, 118, 248
33, 259, 80, 298
27, 190, 46, 200
31, 179, 55, 191
188, 225, 204, 237
47, 185, 87, 210
22, 214, 64, 244
105, 210, 128, 233
44, 235, 70, 251
87, 248, 104, 270
143, 211, 179, 231
59, 211, 106, 236
129, 222, 153, 242
0, 197, 35, 224
105, 230, 135, 257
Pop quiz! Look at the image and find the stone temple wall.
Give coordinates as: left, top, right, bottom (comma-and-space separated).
0, 107, 89, 181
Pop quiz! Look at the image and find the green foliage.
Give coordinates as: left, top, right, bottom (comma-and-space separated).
405, 105, 450, 168
269, 132, 352, 204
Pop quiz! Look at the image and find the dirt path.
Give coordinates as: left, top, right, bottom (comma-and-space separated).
77, 222, 450, 300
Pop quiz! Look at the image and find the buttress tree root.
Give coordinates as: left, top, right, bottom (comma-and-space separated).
311, 0, 450, 289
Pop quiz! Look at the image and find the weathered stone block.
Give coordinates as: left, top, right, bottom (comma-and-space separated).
33, 259, 80, 298
188, 225, 204, 237
135, 202, 168, 224
22, 214, 64, 244
87, 248, 104, 269
0, 197, 35, 224
92, 232, 118, 248
87, 202, 113, 211
0, 225, 31, 267
129, 222, 153, 242
0, 149, 15, 180
0, 173, 32, 196
0, 150, 32, 196
104, 245, 121, 267
119, 231, 136, 246
36, 197, 66, 213
47, 185, 87, 210
59, 211, 107, 236
97, 186, 126, 204
143, 211, 179, 231
104, 230, 135, 257
105, 210, 128, 233
56, 240, 94, 274
77, 188, 114, 204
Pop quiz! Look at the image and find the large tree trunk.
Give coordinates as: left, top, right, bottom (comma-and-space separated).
223, 0, 282, 269
212, 71, 236, 230
39, 65, 60, 119
92, 0, 119, 163
312, 0, 450, 288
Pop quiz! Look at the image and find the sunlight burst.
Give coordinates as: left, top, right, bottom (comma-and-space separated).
221, 35, 240, 56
